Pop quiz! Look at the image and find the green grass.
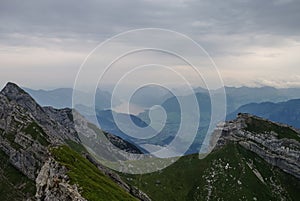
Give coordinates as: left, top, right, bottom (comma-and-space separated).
22, 122, 50, 146
51, 145, 137, 201
122, 143, 300, 201
244, 116, 300, 142
65, 139, 87, 154
0, 150, 36, 201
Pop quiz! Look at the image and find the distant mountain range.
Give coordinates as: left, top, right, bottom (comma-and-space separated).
227, 99, 300, 129
128, 85, 174, 108
23, 85, 300, 155
24, 86, 300, 113
24, 87, 120, 110
224, 86, 300, 112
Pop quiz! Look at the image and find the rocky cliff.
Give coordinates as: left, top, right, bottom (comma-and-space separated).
0, 82, 148, 200
35, 157, 87, 201
215, 113, 300, 179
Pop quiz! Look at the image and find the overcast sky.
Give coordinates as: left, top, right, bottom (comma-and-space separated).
0, 0, 300, 89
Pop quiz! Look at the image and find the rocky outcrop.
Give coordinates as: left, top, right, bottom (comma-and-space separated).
0, 82, 150, 200
0, 90, 49, 179
0, 82, 143, 178
0, 83, 81, 179
35, 157, 87, 201
1, 82, 79, 143
215, 113, 300, 179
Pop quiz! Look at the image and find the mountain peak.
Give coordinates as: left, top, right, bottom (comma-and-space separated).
0, 82, 45, 115
1, 82, 28, 97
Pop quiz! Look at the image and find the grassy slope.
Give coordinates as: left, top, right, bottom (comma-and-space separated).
51, 145, 137, 201
65, 139, 88, 153
122, 143, 300, 201
0, 150, 36, 201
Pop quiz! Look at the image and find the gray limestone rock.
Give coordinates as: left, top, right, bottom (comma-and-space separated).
214, 113, 300, 179
35, 158, 87, 201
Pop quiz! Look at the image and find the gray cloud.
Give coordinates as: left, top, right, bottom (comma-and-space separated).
0, 0, 299, 88
1, 0, 299, 39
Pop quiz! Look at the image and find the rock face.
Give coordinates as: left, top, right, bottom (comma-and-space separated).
0, 86, 49, 180
0, 82, 80, 180
0, 82, 149, 200
35, 157, 87, 201
215, 113, 300, 179
1, 82, 79, 143
0, 82, 143, 177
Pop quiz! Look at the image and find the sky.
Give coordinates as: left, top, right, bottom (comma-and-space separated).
0, 0, 300, 90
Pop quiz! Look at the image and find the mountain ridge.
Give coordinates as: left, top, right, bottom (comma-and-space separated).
0, 82, 149, 201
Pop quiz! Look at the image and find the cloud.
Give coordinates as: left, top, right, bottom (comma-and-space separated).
1, 0, 300, 39
0, 0, 299, 88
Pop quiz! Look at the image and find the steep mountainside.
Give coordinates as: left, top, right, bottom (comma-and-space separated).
123, 114, 300, 201
227, 99, 300, 129
0, 148, 36, 200
0, 82, 148, 201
